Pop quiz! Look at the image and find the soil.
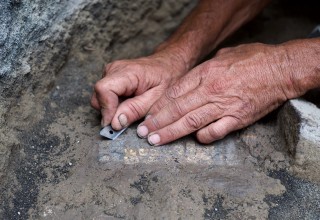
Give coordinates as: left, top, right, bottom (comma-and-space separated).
1, 0, 320, 219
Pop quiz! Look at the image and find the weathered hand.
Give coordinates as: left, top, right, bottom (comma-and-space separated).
91, 51, 188, 130
137, 43, 300, 145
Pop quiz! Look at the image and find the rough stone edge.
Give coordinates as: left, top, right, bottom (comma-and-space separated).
278, 98, 320, 182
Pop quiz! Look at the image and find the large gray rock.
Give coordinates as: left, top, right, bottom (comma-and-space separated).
0, 0, 87, 179
0, 0, 196, 181
278, 99, 320, 182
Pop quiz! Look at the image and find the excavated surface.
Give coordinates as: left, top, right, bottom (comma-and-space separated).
1, 0, 320, 219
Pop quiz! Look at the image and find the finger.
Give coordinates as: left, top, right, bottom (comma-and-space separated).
146, 104, 222, 146
90, 92, 100, 110
148, 68, 202, 116
138, 88, 207, 138
196, 116, 241, 144
110, 87, 163, 130
94, 75, 138, 127
102, 63, 112, 77
96, 89, 119, 127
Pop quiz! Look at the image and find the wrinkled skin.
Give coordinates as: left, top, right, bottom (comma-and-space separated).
92, 0, 320, 145
91, 51, 188, 130
91, 39, 319, 145
94, 43, 288, 144
137, 43, 296, 145
91, 0, 278, 145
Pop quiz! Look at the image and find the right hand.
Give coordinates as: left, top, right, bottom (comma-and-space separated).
91, 51, 188, 130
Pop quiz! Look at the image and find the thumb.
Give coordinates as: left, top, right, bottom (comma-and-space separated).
94, 75, 138, 127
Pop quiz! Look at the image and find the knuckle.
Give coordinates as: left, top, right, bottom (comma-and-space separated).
166, 84, 183, 99
197, 63, 210, 79
152, 101, 165, 114
109, 60, 122, 67
148, 103, 161, 115
184, 114, 203, 131
243, 99, 255, 113
171, 100, 184, 117
237, 97, 256, 121
104, 60, 134, 75
216, 47, 231, 56
148, 97, 169, 116
94, 81, 104, 93
127, 102, 143, 119
252, 42, 264, 47
234, 44, 249, 51
204, 79, 226, 95
166, 127, 178, 141
104, 63, 112, 71
151, 117, 161, 129
104, 63, 115, 76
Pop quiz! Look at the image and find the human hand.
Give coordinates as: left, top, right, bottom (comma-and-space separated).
91, 51, 188, 130
137, 43, 300, 145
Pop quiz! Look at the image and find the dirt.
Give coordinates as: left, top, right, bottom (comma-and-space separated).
1, 0, 320, 219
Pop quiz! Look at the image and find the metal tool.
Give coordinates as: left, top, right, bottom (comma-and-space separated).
100, 125, 127, 140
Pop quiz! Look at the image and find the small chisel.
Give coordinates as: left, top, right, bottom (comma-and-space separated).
100, 125, 127, 140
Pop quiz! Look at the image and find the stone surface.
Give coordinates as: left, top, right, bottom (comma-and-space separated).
278, 99, 320, 182
0, 0, 195, 181
1, 0, 320, 219
99, 130, 245, 166
0, 0, 86, 181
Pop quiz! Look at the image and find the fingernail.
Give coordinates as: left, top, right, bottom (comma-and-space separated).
118, 114, 128, 128
148, 133, 160, 146
101, 119, 108, 127
145, 114, 152, 120
137, 125, 148, 138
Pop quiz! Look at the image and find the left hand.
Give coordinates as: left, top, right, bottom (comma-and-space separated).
137, 43, 299, 145
91, 50, 188, 130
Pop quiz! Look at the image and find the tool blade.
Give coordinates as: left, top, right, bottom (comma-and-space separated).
100, 125, 127, 140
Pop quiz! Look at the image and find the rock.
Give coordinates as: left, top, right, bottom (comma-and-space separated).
1, 0, 320, 219
278, 99, 320, 182
0, 0, 196, 185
